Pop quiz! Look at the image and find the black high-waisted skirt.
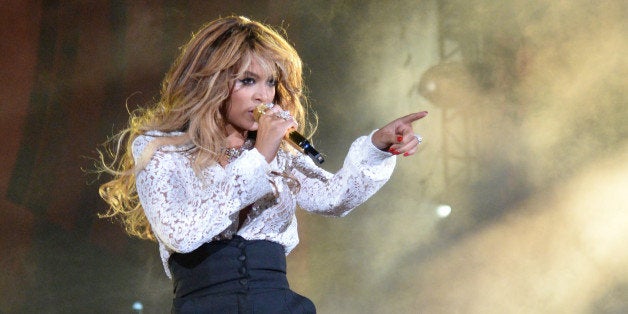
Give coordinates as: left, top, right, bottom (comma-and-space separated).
168, 236, 316, 314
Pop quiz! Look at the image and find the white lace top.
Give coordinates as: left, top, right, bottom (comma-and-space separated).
133, 131, 396, 277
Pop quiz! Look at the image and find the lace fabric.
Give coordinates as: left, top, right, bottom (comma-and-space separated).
133, 131, 397, 277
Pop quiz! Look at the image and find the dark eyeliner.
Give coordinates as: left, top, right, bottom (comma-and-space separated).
240, 77, 255, 85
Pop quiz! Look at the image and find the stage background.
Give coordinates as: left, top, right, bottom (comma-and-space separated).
1, 0, 626, 313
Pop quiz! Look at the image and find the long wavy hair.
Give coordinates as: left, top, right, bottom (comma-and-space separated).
97, 16, 310, 240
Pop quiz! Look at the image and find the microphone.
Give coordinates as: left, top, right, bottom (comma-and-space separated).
254, 103, 325, 164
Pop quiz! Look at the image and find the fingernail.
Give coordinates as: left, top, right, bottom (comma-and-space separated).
403, 152, 409, 157
397, 135, 403, 142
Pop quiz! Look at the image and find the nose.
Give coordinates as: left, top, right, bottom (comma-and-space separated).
254, 84, 275, 104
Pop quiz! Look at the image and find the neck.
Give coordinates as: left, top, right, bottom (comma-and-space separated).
224, 126, 248, 148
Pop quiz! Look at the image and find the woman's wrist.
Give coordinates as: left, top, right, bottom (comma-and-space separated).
370, 129, 390, 151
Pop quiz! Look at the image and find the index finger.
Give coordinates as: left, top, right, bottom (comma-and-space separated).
400, 111, 429, 124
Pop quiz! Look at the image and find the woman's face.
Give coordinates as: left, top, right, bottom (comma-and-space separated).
225, 59, 277, 135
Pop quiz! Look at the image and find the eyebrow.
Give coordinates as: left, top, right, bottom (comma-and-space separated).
242, 71, 275, 80
242, 71, 260, 79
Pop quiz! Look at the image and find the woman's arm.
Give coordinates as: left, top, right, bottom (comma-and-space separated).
294, 111, 427, 216
293, 133, 396, 216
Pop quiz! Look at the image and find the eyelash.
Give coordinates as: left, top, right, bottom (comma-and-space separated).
239, 77, 278, 87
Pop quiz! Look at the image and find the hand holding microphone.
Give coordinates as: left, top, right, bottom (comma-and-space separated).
254, 103, 324, 164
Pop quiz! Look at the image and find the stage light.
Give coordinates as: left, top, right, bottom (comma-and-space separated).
436, 204, 452, 218
418, 61, 478, 108
132, 301, 143, 313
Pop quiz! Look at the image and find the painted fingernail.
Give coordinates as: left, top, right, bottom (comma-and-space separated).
397, 135, 403, 142
403, 152, 409, 157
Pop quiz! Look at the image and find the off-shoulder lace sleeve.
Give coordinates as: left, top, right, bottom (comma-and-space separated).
292, 131, 396, 216
133, 135, 274, 254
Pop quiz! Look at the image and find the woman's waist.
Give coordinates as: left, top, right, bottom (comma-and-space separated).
168, 236, 290, 298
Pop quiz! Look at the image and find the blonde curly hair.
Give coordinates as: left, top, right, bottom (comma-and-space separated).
97, 16, 310, 240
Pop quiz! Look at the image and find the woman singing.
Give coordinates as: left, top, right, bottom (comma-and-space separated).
98, 15, 427, 313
